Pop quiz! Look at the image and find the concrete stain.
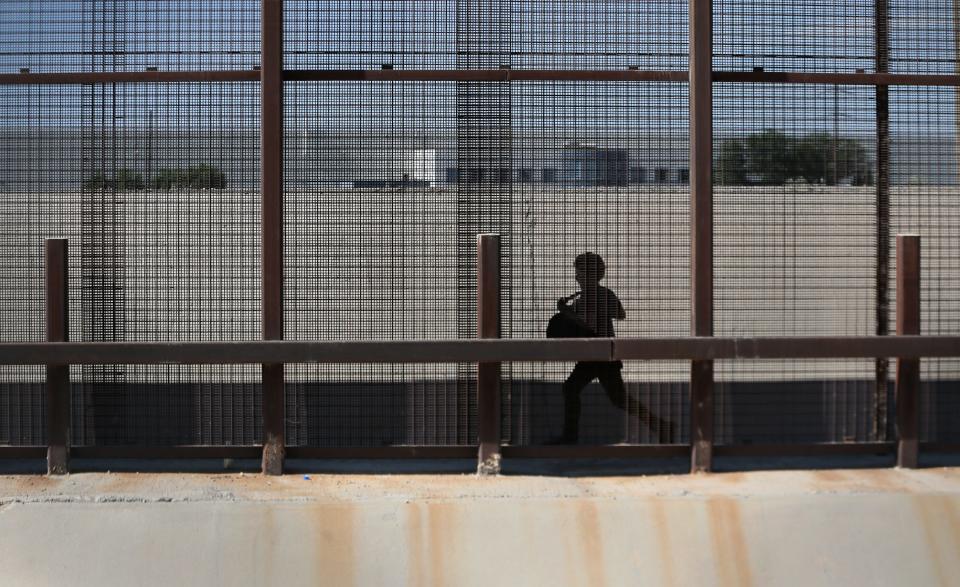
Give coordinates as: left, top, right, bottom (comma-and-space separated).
576, 501, 608, 587
811, 470, 847, 484
406, 502, 426, 586
707, 497, 754, 587
426, 503, 458, 587
650, 501, 678, 587
914, 496, 949, 586
714, 472, 746, 485
312, 503, 357, 587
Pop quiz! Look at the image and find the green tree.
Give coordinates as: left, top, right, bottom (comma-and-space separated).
82, 172, 112, 191
715, 139, 747, 185
152, 169, 182, 191
113, 168, 145, 191
795, 134, 874, 186
746, 129, 796, 185
185, 165, 226, 190
795, 132, 832, 185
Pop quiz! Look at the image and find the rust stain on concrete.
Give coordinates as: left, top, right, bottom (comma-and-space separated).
914, 496, 949, 586
650, 501, 678, 587
406, 502, 426, 586
812, 470, 846, 484
707, 497, 754, 587
713, 472, 745, 485
914, 495, 960, 586
576, 501, 608, 587
312, 503, 356, 587
427, 503, 458, 586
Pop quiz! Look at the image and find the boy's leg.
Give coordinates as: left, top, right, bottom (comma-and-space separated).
597, 362, 674, 442
556, 362, 597, 443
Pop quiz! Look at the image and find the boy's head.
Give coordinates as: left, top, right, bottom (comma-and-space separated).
574, 252, 605, 286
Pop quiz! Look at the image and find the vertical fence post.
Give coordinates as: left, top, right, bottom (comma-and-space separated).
895, 234, 920, 468
261, 0, 285, 475
690, 0, 714, 473
477, 234, 501, 475
45, 239, 70, 475
874, 0, 892, 442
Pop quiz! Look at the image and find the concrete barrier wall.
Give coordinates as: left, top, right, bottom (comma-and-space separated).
2, 469, 959, 586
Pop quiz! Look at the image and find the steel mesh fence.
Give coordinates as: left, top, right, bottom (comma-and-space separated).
505, 81, 690, 445
283, 0, 688, 71
0, 84, 83, 446
714, 83, 880, 444
889, 0, 960, 75
0, 1, 958, 454
889, 85, 960, 443
0, 81, 262, 447
0, 0, 260, 74
283, 81, 471, 447
714, 0, 877, 74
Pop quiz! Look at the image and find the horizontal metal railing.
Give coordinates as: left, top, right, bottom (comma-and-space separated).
4, 69, 960, 86
0, 336, 957, 365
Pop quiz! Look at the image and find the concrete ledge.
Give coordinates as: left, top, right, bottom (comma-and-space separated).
2, 468, 959, 586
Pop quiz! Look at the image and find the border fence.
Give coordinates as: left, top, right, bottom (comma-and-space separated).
0, 1, 958, 475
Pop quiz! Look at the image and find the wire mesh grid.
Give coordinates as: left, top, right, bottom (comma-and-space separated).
889, 0, 960, 75
281, 77, 691, 447
0, 0, 260, 74
1, 1, 959, 453
889, 85, 960, 443
714, 0, 877, 74
714, 83, 880, 444
0, 84, 83, 446
715, 359, 880, 444
506, 81, 690, 445
284, 0, 687, 71
0, 81, 262, 447
283, 81, 470, 447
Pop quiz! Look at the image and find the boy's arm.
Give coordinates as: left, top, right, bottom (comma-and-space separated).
614, 295, 626, 320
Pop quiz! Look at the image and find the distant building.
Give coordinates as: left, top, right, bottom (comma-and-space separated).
561, 144, 629, 186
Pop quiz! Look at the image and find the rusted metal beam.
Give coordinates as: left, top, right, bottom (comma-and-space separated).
714, 442, 895, 457
71, 446, 262, 459
284, 69, 689, 82
5, 70, 960, 87
690, 0, 714, 474
920, 442, 960, 453
261, 0, 285, 476
2, 336, 959, 366
896, 235, 921, 468
875, 0, 892, 444
0, 70, 260, 85
45, 239, 70, 475
286, 446, 477, 459
0, 447, 46, 458
501, 445, 689, 459
477, 234, 502, 475
713, 71, 960, 86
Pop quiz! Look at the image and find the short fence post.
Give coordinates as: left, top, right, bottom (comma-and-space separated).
477, 234, 501, 475
45, 239, 70, 475
895, 234, 920, 468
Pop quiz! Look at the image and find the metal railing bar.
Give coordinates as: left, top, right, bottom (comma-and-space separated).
501, 445, 690, 459
713, 71, 960, 86
286, 447, 477, 459
714, 443, 896, 457
0, 71, 260, 84
70, 446, 263, 459
0, 336, 957, 366
4, 70, 960, 86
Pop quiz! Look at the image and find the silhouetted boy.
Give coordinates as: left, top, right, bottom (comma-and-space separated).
551, 252, 672, 444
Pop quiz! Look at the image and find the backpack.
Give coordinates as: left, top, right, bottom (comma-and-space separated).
546, 309, 597, 338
